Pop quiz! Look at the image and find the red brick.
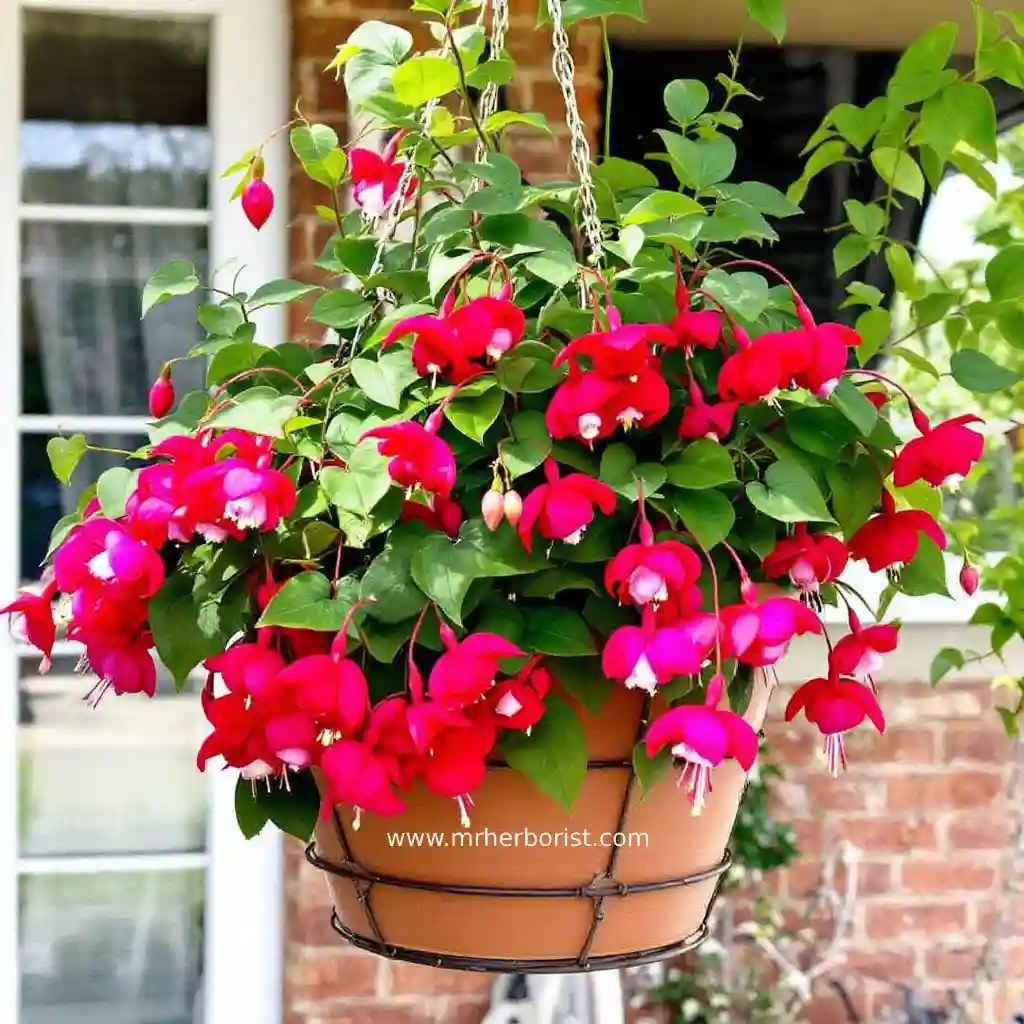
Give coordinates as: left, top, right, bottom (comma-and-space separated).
834, 815, 937, 854
785, 858, 893, 899
843, 725, 936, 763
885, 771, 1003, 811
384, 962, 493, 998
945, 811, 1014, 850
804, 984, 866, 1024
864, 900, 967, 939
976, 894, 1024, 935
801, 773, 886, 813
842, 944, 919, 983
942, 722, 1014, 762
925, 943, 987, 981
901, 856, 999, 894
303, 1006, 435, 1024
287, 948, 381, 1002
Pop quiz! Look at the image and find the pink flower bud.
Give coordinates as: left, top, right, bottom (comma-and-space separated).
481, 489, 505, 531
959, 561, 980, 596
503, 489, 523, 528
241, 178, 274, 230
148, 367, 175, 418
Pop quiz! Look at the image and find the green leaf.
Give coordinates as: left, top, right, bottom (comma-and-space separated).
745, 0, 786, 41
257, 571, 353, 631
207, 341, 269, 387
831, 99, 886, 151
985, 243, 1024, 302
623, 190, 705, 225
501, 411, 552, 479
494, 341, 564, 395
829, 378, 879, 436
96, 467, 139, 520
46, 434, 88, 485
255, 770, 321, 842
786, 408, 860, 458
523, 252, 580, 288
234, 778, 270, 839
855, 308, 892, 364
410, 533, 482, 625
870, 148, 925, 201
666, 440, 737, 490
473, 597, 525, 644
899, 536, 950, 597
141, 259, 200, 317
843, 199, 884, 237
789, 140, 852, 203
834, 234, 878, 276
290, 124, 346, 188
634, 742, 672, 797
460, 520, 549, 577
308, 290, 374, 330
520, 569, 601, 598
477, 213, 574, 255
536, 0, 645, 26
715, 181, 801, 218
930, 646, 965, 687
343, 21, 413, 106
894, 21, 958, 79
664, 79, 710, 124
320, 443, 393, 515
206, 387, 300, 439
598, 444, 665, 498
672, 489, 735, 550
885, 244, 920, 297
919, 83, 998, 164
349, 350, 420, 410
950, 349, 1021, 393
360, 543, 427, 624
392, 54, 460, 106
997, 707, 1021, 740
44, 513, 80, 561
549, 656, 613, 715
445, 387, 504, 443
593, 157, 659, 192
501, 696, 587, 811
828, 458, 885, 534
746, 460, 835, 524
482, 110, 552, 135
149, 575, 246, 687
249, 279, 321, 310
523, 606, 596, 656
950, 150, 998, 198
702, 270, 769, 321
658, 132, 737, 190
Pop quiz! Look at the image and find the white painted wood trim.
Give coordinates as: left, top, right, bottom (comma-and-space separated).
19, 204, 212, 226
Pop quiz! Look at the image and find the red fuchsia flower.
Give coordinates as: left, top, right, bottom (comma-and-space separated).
604, 521, 702, 608
518, 458, 617, 554
381, 296, 526, 384
960, 559, 980, 596
848, 490, 946, 573
241, 177, 274, 230
790, 322, 861, 397
762, 523, 849, 600
829, 610, 900, 688
206, 641, 288, 702
892, 409, 985, 489
545, 365, 624, 445
719, 586, 822, 667
319, 738, 407, 822
53, 518, 164, 600
2, 578, 59, 672
645, 673, 758, 813
653, 583, 705, 626
478, 657, 552, 732
416, 718, 497, 826
350, 134, 417, 217
603, 605, 714, 694
717, 329, 806, 405
361, 414, 456, 498
276, 651, 371, 738
554, 319, 675, 378
197, 686, 277, 778
398, 495, 462, 538
182, 460, 298, 540
427, 624, 525, 707
785, 671, 885, 776
678, 379, 737, 443
148, 366, 175, 419
669, 284, 722, 352
864, 390, 889, 411
84, 635, 158, 701
600, 365, 672, 433
67, 586, 148, 645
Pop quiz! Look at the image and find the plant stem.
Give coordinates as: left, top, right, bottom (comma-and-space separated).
601, 17, 613, 162
446, 25, 491, 152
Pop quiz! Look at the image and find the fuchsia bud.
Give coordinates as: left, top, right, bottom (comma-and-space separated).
503, 490, 523, 528
241, 163, 274, 230
481, 489, 505, 531
959, 560, 980, 596
148, 366, 175, 419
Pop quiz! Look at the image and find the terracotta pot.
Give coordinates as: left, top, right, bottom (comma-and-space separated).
308, 671, 775, 972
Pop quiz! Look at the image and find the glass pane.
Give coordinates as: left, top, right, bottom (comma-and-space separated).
21, 434, 146, 584
21, 12, 210, 208
19, 870, 204, 1024
18, 656, 206, 858
21, 223, 207, 417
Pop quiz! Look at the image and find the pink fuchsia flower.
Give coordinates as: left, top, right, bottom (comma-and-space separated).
553, 314, 675, 378
481, 488, 504, 531
205, 641, 288, 702
653, 583, 705, 626
350, 135, 417, 217
398, 495, 463, 538
427, 624, 525, 707
197, 688, 271, 775
518, 458, 617, 554
669, 285, 722, 353
148, 367, 175, 419
182, 460, 298, 538
412, 717, 497, 825
600, 365, 672, 433
1, 578, 59, 672
67, 586, 148, 645
678, 379, 737, 442
319, 738, 406, 822
717, 330, 806, 405
361, 417, 456, 498
602, 605, 713, 694
604, 524, 701, 608
959, 559, 980, 596
784, 671, 885, 775
848, 490, 946, 573
84, 636, 158, 701
719, 590, 822, 667
503, 490, 523, 528
892, 410, 985, 489
276, 653, 371, 738
545, 366, 624, 445
241, 177, 274, 230
829, 610, 900, 688
53, 518, 164, 600
762, 523, 849, 599
645, 673, 758, 813
478, 657, 552, 731
791, 322, 861, 397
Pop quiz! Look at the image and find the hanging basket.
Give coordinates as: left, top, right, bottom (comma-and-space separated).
306, 675, 773, 972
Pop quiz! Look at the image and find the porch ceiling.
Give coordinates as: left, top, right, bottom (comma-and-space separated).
610, 0, 1001, 52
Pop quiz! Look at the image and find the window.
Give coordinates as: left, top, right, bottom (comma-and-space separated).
0, 2, 287, 1023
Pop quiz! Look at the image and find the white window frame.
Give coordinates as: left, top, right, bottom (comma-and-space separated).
0, 2, 288, 1023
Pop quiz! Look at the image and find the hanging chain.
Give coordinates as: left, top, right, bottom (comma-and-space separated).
545, 0, 603, 277
474, 0, 511, 165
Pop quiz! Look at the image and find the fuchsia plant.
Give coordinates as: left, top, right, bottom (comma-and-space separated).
6, 3, 993, 842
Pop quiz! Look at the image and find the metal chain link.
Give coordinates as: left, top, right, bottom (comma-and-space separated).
545, 0, 603, 272
474, 0, 511, 165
